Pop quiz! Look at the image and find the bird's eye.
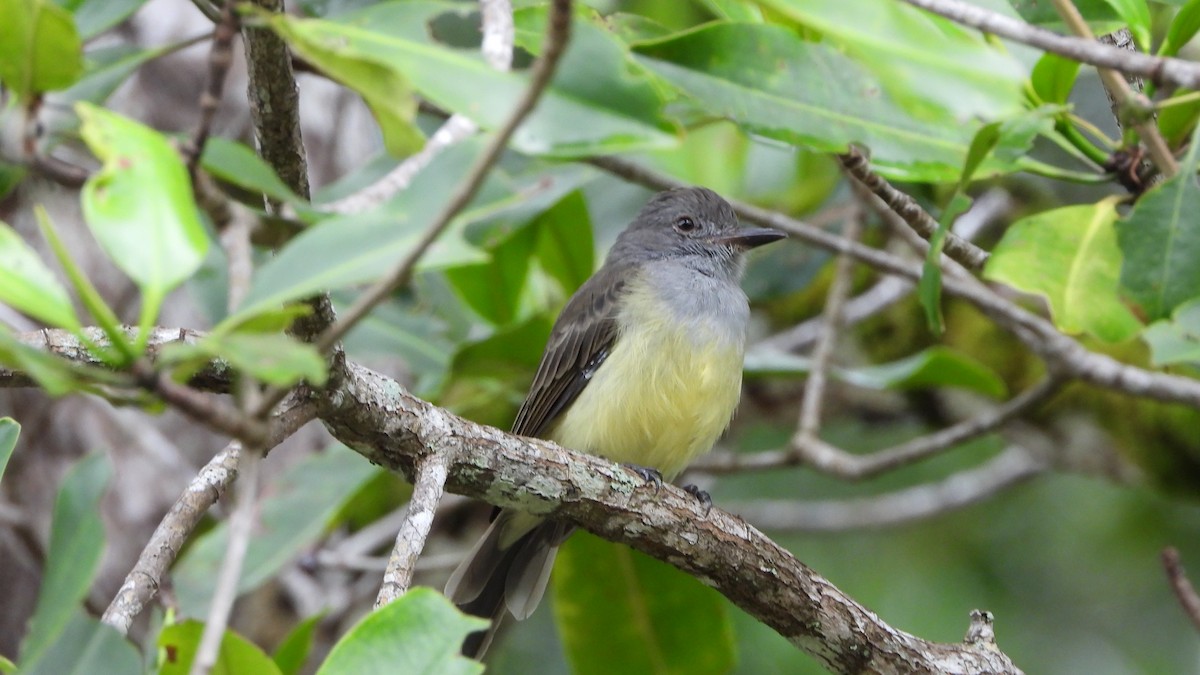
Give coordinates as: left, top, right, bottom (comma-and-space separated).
675, 216, 697, 233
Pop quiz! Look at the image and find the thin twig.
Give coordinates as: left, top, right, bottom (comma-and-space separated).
839, 148, 990, 269
1048, 0, 1178, 177
131, 360, 266, 445
189, 443, 260, 675
796, 211, 862, 439
375, 455, 450, 607
697, 377, 1063, 476
1162, 547, 1200, 634
101, 399, 316, 634
185, 3, 239, 176
899, 0, 1200, 90
727, 446, 1044, 531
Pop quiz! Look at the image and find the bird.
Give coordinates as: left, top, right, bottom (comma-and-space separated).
444, 186, 785, 657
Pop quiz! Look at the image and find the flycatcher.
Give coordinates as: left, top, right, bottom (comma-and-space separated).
445, 187, 785, 656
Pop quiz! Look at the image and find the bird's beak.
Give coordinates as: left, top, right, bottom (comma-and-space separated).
713, 227, 787, 250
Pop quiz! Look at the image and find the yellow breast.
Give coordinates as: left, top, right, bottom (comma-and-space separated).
546, 279, 745, 479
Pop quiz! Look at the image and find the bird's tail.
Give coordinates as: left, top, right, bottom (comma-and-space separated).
445, 510, 572, 658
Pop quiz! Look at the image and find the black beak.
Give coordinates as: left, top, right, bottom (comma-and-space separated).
715, 227, 787, 250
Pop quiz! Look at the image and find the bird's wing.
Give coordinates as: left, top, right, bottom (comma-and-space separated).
510, 263, 630, 439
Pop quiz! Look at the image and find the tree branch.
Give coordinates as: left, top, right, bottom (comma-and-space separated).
374, 454, 449, 607
898, 0, 1200, 90
314, 361, 1024, 674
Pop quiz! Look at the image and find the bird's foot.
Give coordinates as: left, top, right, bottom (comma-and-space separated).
683, 484, 713, 516
623, 463, 663, 492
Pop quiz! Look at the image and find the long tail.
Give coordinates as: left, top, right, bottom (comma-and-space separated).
445, 510, 572, 658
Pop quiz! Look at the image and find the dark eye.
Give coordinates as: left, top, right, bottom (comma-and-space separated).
674, 216, 697, 233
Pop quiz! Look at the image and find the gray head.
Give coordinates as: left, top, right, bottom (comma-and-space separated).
609, 187, 785, 277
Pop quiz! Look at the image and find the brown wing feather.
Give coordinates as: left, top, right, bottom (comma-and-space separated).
511, 263, 631, 439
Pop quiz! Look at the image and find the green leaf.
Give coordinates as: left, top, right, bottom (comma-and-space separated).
158, 620, 282, 675
1142, 297, 1200, 366
759, 0, 1026, 121
634, 23, 1031, 182
315, 588, 485, 675
234, 141, 486, 323
261, 12, 676, 157
174, 446, 376, 617
20, 611, 141, 675
0, 418, 18, 485
1095, 0, 1152, 50
989, 198, 1142, 343
1160, 0, 1200, 57
20, 452, 111, 665
1031, 52, 1081, 105
553, 532, 735, 675
54, 0, 148, 40
44, 43, 182, 138
919, 123, 1002, 333
512, 7, 669, 135
842, 346, 1008, 397
0, 0, 83, 99
445, 221, 539, 326
249, 8, 423, 157
77, 103, 210, 342
1117, 125, 1200, 322
200, 138, 309, 210
338, 297, 453, 396
272, 614, 324, 675
0, 161, 28, 201
0, 220, 81, 330
534, 191, 595, 293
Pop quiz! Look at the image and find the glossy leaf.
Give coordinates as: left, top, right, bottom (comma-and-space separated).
1031, 52, 1081, 105
920, 123, 1002, 333
759, 0, 1026, 121
338, 297, 454, 395
174, 446, 376, 617
20, 453, 111, 665
989, 199, 1141, 343
77, 104, 210, 339
20, 611, 141, 675
1160, 0, 1200, 57
512, 6, 669, 134
634, 23, 1033, 182
200, 138, 308, 209
262, 12, 676, 157
163, 332, 328, 388
158, 621, 281, 675
0, 221, 81, 330
1117, 126, 1200, 322
316, 588, 485, 675
1142, 298, 1200, 366
0, 417, 17, 484
272, 614, 324, 675
253, 9, 423, 157
553, 533, 735, 675
0, 0, 83, 98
